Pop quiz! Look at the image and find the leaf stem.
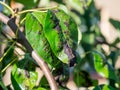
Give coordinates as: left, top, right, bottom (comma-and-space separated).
15, 9, 46, 16
0, 41, 16, 62
14, 5, 58, 16
20, 17, 26, 25
0, 1, 14, 16
0, 74, 8, 90
0, 12, 58, 90
1, 57, 17, 73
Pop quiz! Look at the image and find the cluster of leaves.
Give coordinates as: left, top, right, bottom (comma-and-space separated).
1, 0, 120, 90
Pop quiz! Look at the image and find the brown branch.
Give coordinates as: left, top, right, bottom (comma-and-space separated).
0, 12, 58, 90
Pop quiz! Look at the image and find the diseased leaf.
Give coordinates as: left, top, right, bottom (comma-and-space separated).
44, 10, 69, 64
44, 9, 79, 64
53, 9, 79, 49
11, 55, 38, 90
25, 9, 79, 65
25, 12, 59, 66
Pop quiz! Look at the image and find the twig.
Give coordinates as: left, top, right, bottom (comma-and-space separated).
0, 1, 14, 16
0, 12, 58, 90
95, 38, 120, 50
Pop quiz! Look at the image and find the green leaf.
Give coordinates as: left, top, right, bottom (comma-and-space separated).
64, 0, 91, 14
33, 87, 47, 90
86, 0, 92, 6
73, 67, 97, 87
25, 12, 59, 66
65, 0, 84, 14
53, 9, 79, 49
73, 70, 86, 87
11, 73, 21, 90
109, 18, 120, 30
44, 10, 69, 63
25, 9, 79, 64
82, 33, 95, 44
0, 43, 16, 71
93, 85, 116, 90
93, 50, 116, 80
14, 0, 39, 8
39, 76, 49, 89
32, 11, 46, 25
11, 55, 38, 90
44, 9, 79, 64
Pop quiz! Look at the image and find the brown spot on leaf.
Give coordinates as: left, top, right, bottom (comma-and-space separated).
64, 44, 74, 60
55, 25, 61, 31
25, 70, 30, 78
64, 30, 69, 34
52, 9, 60, 13
38, 31, 41, 34
64, 22, 69, 26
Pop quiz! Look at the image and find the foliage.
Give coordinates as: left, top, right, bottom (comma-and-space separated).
0, 0, 120, 90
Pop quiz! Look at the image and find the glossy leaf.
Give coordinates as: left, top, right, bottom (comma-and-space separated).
11, 55, 38, 90
25, 12, 59, 66
93, 50, 116, 80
